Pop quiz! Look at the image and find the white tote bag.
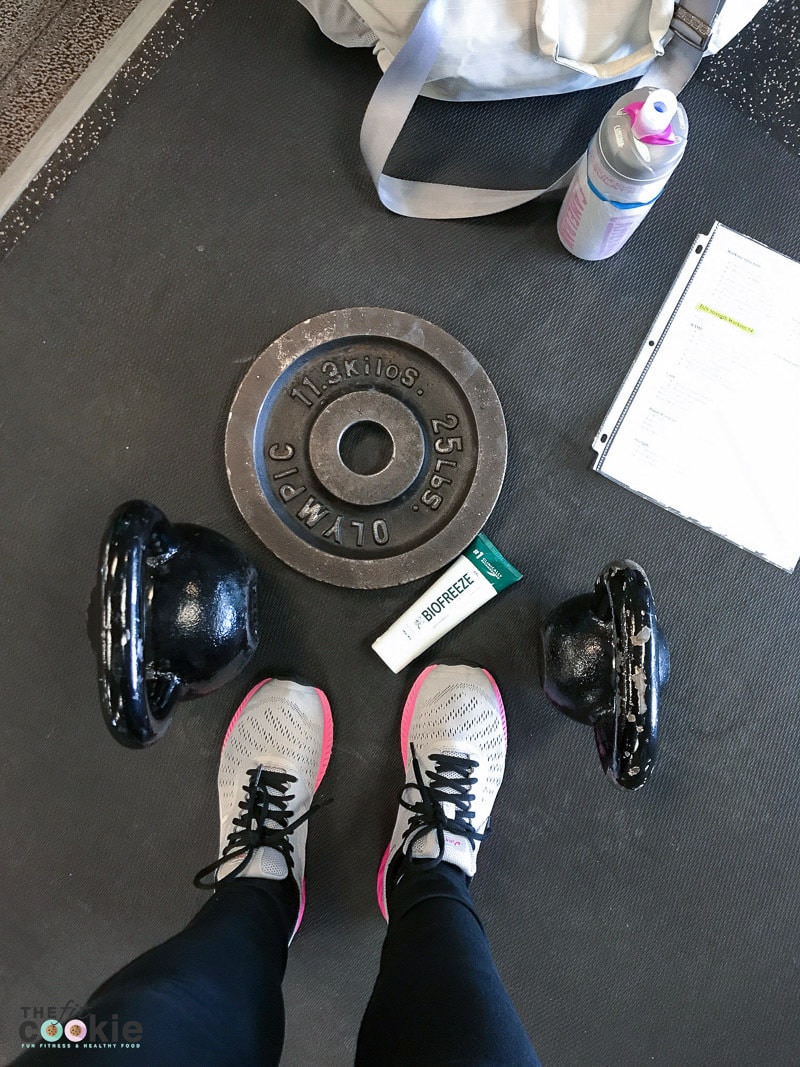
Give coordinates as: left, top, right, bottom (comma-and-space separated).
298, 0, 766, 216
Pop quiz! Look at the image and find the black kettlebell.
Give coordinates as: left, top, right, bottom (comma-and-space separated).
540, 560, 669, 790
94, 500, 259, 748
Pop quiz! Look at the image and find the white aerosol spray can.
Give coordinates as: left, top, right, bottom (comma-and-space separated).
557, 86, 688, 261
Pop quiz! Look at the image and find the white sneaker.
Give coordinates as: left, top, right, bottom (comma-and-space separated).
194, 677, 333, 940
377, 664, 507, 920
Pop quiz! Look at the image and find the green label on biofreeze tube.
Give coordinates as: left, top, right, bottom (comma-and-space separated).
467, 534, 523, 593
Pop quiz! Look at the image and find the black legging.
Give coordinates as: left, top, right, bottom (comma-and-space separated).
15, 863, 540, 1066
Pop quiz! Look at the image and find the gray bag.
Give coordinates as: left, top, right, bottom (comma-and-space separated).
298, 0, 766, 217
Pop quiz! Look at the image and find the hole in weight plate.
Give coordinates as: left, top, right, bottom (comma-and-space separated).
339, 420, 394, 476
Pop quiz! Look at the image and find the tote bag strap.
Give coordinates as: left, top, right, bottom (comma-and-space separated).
360, 0, 725, 219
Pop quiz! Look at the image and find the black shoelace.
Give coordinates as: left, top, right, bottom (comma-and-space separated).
194, 765, 330, 890
399, 743, 487, 872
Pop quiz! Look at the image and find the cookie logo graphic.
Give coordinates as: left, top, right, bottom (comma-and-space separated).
65, 1019, 87, 1042
40, 1019, 63, 1042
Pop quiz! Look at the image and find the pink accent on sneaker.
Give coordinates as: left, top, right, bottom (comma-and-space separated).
221, 678, 272, 752
376, 844, 391, 921
292, 880, 307, 941
399, 664, 438, 769
482, 668, 507, 742
314, 687, 335, 791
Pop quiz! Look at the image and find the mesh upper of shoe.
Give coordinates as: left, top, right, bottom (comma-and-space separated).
396, 665, 507, 876
406, 672, 506, 792
217, 680, 327, 883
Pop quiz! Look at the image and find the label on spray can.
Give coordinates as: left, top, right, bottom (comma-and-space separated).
557, 87, 688, 261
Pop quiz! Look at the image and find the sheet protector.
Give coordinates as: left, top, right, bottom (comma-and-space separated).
593, 222, 800, 571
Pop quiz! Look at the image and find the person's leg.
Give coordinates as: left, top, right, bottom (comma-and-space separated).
356, 665, 540, 1067
16, 877, 297, 1067
16, 678, 333, 1067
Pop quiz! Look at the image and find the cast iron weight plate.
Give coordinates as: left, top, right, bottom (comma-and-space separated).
225, 308, 507, 588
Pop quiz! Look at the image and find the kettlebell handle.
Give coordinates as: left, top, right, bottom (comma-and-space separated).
540, 559, 668, 790
99, 500, 183, 748
590, 562, 662, 788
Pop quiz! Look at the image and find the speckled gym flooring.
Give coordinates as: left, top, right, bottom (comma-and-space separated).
0, 0, 138, 173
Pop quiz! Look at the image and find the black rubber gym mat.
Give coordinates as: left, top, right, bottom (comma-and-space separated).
2, 3, 798, 1065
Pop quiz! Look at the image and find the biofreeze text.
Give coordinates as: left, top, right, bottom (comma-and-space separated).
420, 573, 475, 621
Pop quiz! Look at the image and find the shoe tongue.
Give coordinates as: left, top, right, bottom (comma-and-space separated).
411, 831, 469, 866
252, 765, 292, 880
218, 845, 288, 883
410, 750, 470, 865
258, 849, 289, 879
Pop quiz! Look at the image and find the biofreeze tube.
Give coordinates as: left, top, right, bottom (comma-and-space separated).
372, 534, 522, 673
